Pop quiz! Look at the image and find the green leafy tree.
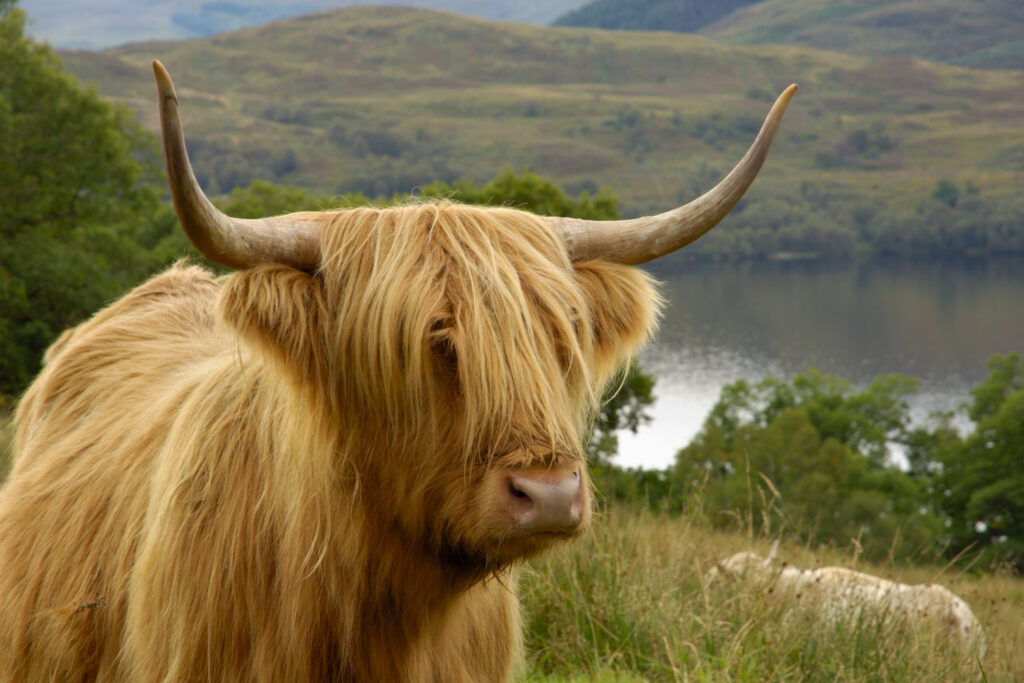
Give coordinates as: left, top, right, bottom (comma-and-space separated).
221, 170, 619, 222
584, 362, 661, 508
421, 168, 619, 220
932, 354, 1024, 570
672, 370, 942, 560
587, 362, 655, 464
0, 0, 164, 396
219, 180, 371, 218
929, 178, 960, 208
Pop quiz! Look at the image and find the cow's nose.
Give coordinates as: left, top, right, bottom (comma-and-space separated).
505, 469, 583, 533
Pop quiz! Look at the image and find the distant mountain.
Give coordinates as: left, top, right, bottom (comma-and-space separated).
56, 6, 1024, 260
555, 0, 1024, 71
553, 0, 762, 33
20, 0, 588, 49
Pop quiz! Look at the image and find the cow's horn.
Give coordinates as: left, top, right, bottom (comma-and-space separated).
153, 60, 322, 270
549, 84, 797, 264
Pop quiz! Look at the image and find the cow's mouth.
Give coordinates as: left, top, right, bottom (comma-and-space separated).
491, 523, 589, 564
436, 523, 586, 575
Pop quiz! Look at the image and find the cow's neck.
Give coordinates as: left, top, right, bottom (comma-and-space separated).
341, 505, 491, 678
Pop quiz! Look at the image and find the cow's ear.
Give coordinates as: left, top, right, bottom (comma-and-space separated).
573, 261, 662, 377
219, 266, 330, 381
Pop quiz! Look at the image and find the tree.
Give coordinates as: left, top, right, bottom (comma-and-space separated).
929, 178, 960, 208
0, 0, 165, 396
587, 362, 656, 464
932, 354, 1024, 570
420, 168, 620, 220
672, 370, 942, 560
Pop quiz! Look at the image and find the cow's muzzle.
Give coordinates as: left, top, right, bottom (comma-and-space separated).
503, 467, 585, 534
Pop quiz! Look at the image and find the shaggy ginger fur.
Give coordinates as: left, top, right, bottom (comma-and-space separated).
0, 202, 660, 680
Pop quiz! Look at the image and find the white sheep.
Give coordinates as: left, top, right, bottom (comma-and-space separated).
709, 547, 986, 658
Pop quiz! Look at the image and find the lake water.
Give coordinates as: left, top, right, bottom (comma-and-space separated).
616, 256, 1024, 469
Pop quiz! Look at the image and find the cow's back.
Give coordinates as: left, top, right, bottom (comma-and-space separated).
0, 264, 225, 679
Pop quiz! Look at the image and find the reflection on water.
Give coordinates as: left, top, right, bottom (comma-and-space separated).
618, 256, 1024, 469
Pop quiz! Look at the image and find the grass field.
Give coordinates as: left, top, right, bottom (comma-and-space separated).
522, 507, 1024, 681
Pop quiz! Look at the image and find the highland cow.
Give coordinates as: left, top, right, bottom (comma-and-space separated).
0, 61, 794, 680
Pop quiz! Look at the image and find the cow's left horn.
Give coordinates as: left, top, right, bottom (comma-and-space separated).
154, 60, 322, 270
548, 84, 797, 264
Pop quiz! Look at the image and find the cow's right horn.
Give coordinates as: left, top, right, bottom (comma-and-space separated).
548, 84, 797, 264
154, 60, 322, 270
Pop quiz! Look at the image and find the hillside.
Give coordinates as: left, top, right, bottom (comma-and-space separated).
553, 0, 761, 33
59, 6, 1024, 258
20, 0, 588, 49
556, 0, 1024, 71
705, 0, 1024, 71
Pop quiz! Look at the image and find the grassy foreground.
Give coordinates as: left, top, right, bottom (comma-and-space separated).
522, 506, 1024, 681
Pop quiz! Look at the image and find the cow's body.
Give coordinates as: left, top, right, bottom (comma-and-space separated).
0, 205, 658, 680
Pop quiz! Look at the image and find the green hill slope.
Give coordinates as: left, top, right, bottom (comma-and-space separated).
60, 6, 1024, 258
705, 0, 1024, 70
553, 0, 761, 33
22, 0, 588, 49
557, 0, 1024, 71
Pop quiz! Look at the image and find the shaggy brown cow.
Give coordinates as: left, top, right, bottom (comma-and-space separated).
0, 61, 794, 680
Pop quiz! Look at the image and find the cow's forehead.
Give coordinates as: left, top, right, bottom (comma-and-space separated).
312, 202, 601, 460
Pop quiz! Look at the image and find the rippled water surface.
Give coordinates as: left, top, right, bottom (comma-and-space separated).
617, 256, 1024, 469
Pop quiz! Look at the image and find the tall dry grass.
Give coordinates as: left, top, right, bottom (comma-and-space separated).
522, 506, 1024, 681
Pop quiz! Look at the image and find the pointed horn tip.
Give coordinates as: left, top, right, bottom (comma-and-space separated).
152, 60, 177, 100
776, 84, 798, 109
